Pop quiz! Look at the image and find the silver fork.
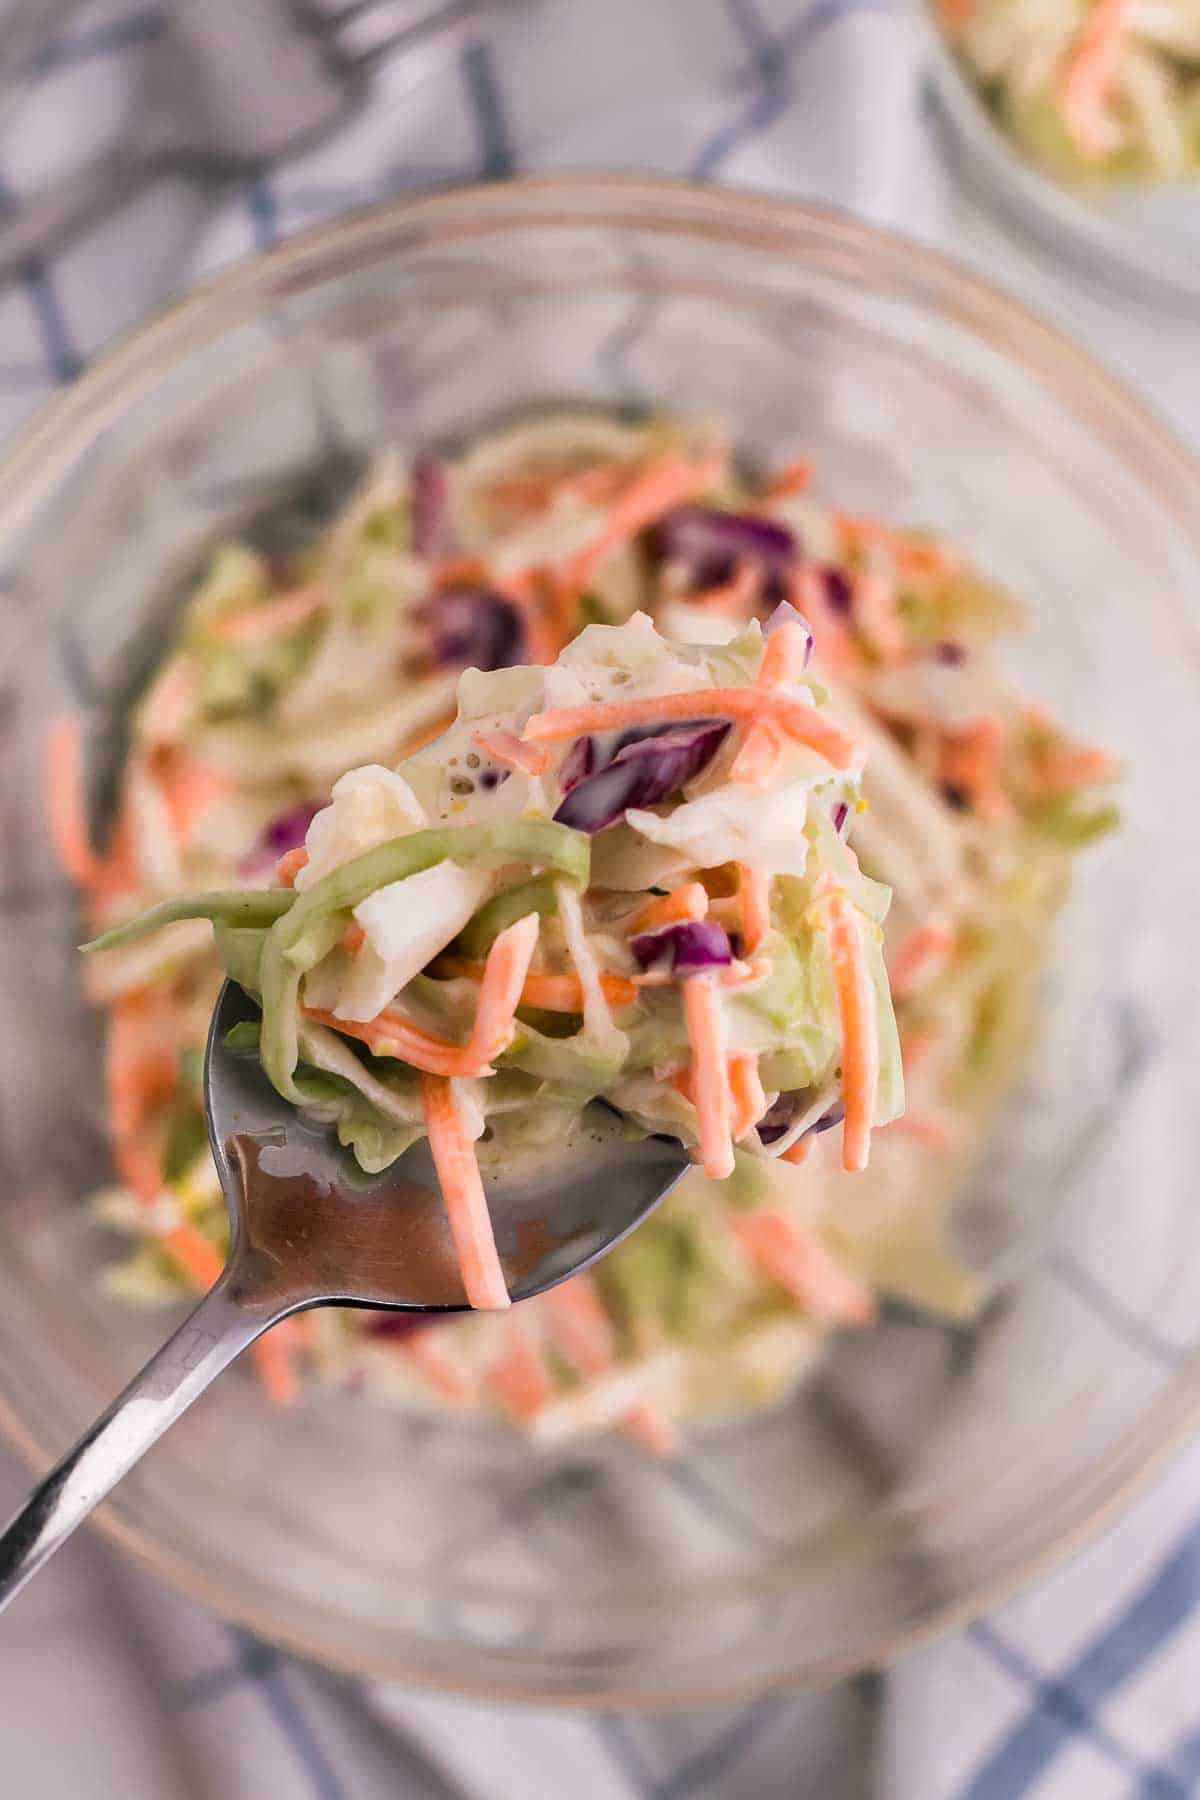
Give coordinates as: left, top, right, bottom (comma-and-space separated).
0, 0, 494, 281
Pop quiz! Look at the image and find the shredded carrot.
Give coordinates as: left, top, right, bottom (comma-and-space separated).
934, 0, 974, 33
158, 755, 233, 842
823, 891, 880, 1174
887, 924, 955, 997
437, 961, 638, 1013
483, 462, 635, 518
304, 1006, 492, 1079
698, 865, 742, 900
668, 1064, 696, 1104
500, 570, 561, 666
731, 622, 811, 785
761, 458, 812, 500
622, 1400, 681, 1457
493, 473, 557, 513
45, 718, 105, 888
1059, 0, 1129, 158
569, 462, 638, 506
690, 562, 761, 617
792, 567, 856, 677
467, 913, 540, 1063
486, 1319, 551, 1420
287, 1312, 317, 1350
471, 727, 549, 777
941, 718, 1015, 822
853, 560, 907, 665
705, 894, 745, 930
720, 957, 769, 988
758, 619, 810, 688
739, 864, 771, 956
1030, 745, 1115, 794
730, 721, 784, 787
882, 1111, 955, 1152
552, 450, 724, 602
728, 1052, 767, 1143
420, 1073, 509, 1311
406, 1329, 476, 1403
433, 555, 488, 587
160, 1220, 224, 1290
900, 1029, 936, 1075
730, 1210, 875, 1326
523, 684, 757, 742
276, 847, 309, 887
207, 585, 324, 645
160, 1209, 301, 1398
250, 1325, 301, 1407
523, 687, 863, 772
392, 711, 455, 763
341, 920, 366, 955
541, 1273, 617, 1377
140, 657, 197, 746
115, 1138, 164, 1206
477, 471, 563, 514
106, 995, 177, 1143
780, 1136, 812, 1166
682, 972, 734, 1180
627, 883, 708, 935
86, 806, 138, 920
541, 1278, 677, 1453
833, 512, 956, 583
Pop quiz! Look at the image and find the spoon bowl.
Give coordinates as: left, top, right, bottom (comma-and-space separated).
208, 980, 690, 1312
0, 979, 689, 1612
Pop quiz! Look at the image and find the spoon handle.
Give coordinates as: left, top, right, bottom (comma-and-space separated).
0, 1275, 278, 1613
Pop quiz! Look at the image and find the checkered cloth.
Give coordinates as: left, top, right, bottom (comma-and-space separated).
1, 3, 1198, 1796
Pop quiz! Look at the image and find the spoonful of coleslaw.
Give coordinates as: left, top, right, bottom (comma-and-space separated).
0, 607, 900, 1607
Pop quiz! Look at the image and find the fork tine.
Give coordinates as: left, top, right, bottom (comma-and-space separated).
322, 0, 486, 69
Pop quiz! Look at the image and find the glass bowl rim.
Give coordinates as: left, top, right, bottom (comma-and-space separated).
3, 171, 1200, 1705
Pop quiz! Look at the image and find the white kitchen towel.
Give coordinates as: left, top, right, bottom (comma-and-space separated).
0, 3, 1198, 1798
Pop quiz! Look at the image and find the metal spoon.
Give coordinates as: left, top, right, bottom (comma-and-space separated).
0, 981, 688, 1612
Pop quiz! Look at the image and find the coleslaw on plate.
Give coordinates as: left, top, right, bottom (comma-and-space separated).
50, 411, 1117, 1444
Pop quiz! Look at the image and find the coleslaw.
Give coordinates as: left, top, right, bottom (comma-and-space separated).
50, 411, 1117, 1444
938, 0, 1200, 182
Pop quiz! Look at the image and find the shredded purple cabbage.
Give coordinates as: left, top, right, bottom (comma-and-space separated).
553, 719, 729, 834
933, 640, 967, 666
650, 505, 798, 594
411, 457, 455, 560
832, 801, 849, 835
368, 1313, 430, 1340
559, 734, 596, 795
812, 1101, 844, 1134
757, 1093, 844, 1146
820, 566, 854, 616
238, 802, 321, 878
423, 585, 523, 673
630, 918, 733, 973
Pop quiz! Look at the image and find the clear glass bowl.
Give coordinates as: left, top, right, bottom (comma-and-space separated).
2, 176, 1199, 1705
917, 2, 1200, 315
